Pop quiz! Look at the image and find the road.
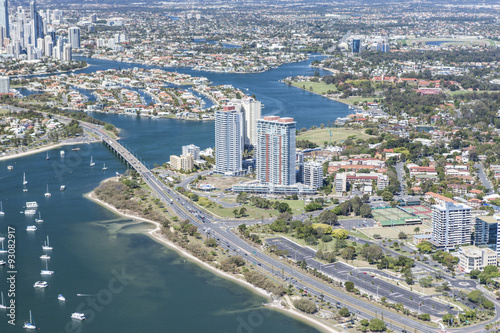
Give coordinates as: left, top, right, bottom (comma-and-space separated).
475, 163, 493, 193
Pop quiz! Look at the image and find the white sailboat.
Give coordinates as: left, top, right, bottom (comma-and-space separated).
23, 310, 36, 330
0, 291, 6, 309
0, 201, 4, 216
44, 184, 51, 198
23, 172, 28, 185
102, 163, 108, 171
35, 212, 44, 223
90, 156, 95, 167
46, 152, 49, 160
40, 254, 50, 260
42, 236, 53, 250
41, 260, 54, 275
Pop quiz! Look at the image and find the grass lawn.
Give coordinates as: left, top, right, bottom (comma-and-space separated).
337, 96, 379, 106
448, 90, 498, 97
291, 80, 337, 95
205, 199, 306, 220
297, 127, 374, 145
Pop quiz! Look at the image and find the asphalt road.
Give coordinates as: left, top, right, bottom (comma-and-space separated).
475, 163, 493, 192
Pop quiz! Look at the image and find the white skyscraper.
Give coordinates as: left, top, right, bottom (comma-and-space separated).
0, 76, 9, 94
303, 161, 323, 189
431, 201, 473, 248
214, 105, 243, 175
256, 116, 296, 186
63, 43, 72, 61
68, 26, 80, 49
241, 97, 261, 147
0, 0, 9, 38
43, 34, 51, 56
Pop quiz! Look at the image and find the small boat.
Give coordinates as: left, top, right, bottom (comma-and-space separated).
90, 156, 95, 167
0, 239, 6, 253
0, 291, 6, 309
58, 294, 66, 302
72, 147, 80, 151
71, 312, 86, 320
40, 254, 50, 260
35, 212, 44, 223
0, 201, 4, 216
23, 185, 28, 192
26, 225, 37, 231
23, 172, 28, 185
60, 150, 65, 157
60, 185, 66, 191
42, 236, 53, 250
102, 163, 108, 171
24, 209, 36, 215
33, 281, 48, 288
7, 165, 13, 170
23, 310, 36, 330
41, 260, 54, 275
44, 184, 51, 198
0, 260, 6, 265
46, 152, 49, 160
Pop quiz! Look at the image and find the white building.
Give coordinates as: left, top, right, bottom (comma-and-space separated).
241, 97, 261, 147
68, 27, 80, 49
0, 76, 9, 94
256, 116, 296, 186
303, 161, 323, 189
458, 246, 497, 273
214, 105, 244, 175
431, 201, 473, 248
63, 43, 72, 62
182, 144, 200, 160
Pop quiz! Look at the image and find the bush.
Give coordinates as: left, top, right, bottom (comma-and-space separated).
418, 313, 430, 321
345, 281, 354, 292
369, 318, 386, 331
293, 297, 317, 314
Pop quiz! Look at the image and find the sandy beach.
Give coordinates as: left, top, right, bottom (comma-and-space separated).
85, 186, 338, 333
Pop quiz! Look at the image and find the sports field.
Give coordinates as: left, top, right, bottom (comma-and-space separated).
372, 207, 420, 226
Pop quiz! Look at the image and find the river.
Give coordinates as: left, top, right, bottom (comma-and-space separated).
0, 55, 349, 332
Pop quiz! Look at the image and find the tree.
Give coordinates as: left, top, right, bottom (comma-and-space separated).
359, 203, 372, 217
338, 307, 350, 317
293, 298, 317, 314
341, 246, 356, 260
368, 318, 386, 331
416, 241, 433, 253
204, 238, 217, 247
469, 269, 481, 279
236, 192, 249, 204
239, 207, 247, 217
233, 209, 240, 218
398, 232, 407, 240
345, 281, 355, 292
419, 276, 433, 288
382, 191, 393, 202
418, 313, 430, 321
468, 290, 484, 304
318, 210, 338, 225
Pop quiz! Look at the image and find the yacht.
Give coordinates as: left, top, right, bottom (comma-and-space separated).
58, 294, 66, 302
0, 239, 6, 253
0, 260, 6, 265
42, 236, 53, 250
44, 184, 51, 198
41, 260, 54, 275
90, 156, 95, 167
7, 165, 13, 170
35, 212, 44, 223
26, 225, 37, 231
0, 201, 4, 216
60, 150, 65, 157
23, 310, 36, 330
60, 185, 66, 191
40, 254, 51, 260
71, 312, 86, 320
33, 281, 48, 288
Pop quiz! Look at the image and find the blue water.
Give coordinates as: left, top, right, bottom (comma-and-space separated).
425, 41, 449, 46
0, 55, 342, 333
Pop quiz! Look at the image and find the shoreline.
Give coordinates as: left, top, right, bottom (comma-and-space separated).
84, 184, 337, 333
0, 138, 100, 162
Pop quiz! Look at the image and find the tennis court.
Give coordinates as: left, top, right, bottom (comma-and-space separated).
401, 205, 433, 220
372, 207, 421, 227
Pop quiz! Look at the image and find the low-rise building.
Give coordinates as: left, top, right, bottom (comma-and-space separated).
458, 246, 497, 273
170, 154, 194, 172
